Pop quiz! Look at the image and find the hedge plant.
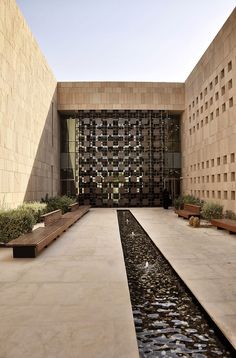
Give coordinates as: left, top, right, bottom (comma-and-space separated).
201, 202, 223, 221
18, 202, 47, 223
0, 208, 35, 243
224, 210, 236, 220
174, 195, 204, 209
45, 195, 75, 214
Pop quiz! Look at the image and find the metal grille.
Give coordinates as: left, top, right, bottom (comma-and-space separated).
60, 110, 181, 207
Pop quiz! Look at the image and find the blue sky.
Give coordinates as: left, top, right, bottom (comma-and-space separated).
16, 0, 236, 82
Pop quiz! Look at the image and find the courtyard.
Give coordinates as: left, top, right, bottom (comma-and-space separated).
0, 208, 235, 357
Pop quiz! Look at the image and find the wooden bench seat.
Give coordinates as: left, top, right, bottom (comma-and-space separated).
176, 204, 201, 219
211, 218, 236, 234
7, 205, 90, 258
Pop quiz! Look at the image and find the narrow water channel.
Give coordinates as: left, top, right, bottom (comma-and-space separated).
117, 210, 234, 358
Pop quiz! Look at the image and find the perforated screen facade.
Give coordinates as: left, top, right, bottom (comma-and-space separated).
61, 110, 181, 207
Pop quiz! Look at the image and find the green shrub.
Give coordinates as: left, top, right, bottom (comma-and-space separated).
0, 208, 35, 243
46, 195, 75, 214
18, 202, 47, 223
201, 202, 223, 221
224, 210, 236, 220
182, 195, 204, 207
174, 196, 184, 209
174, 195, 204, 209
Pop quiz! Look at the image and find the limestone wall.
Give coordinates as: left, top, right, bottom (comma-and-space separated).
182, 8, 236, 211
0, 0, 60, 208
57, 82, 185, 112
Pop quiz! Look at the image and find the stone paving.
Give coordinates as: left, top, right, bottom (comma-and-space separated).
0, 209, 139, 358
0, 207, 235, 357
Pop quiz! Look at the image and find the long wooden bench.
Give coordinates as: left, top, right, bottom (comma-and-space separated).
175, 203, 201, 219
7, 205, 90, 258
211, 218, 236, 234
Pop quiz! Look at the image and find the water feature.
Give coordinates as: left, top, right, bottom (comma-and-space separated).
117, 210, 234, 358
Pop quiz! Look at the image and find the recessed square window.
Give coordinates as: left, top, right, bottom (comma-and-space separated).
229, 97, 233, 107
228, 61, 232, 72
230, 153, 235, 163
223, 155, 227, 164
221, 69, 225, 79
222, 103, 226, 112
224, 191, 227, 200
221, 85, 225, 95
215, 76, 218, 85
228, 79, 233, 90
231, 191, 235, 200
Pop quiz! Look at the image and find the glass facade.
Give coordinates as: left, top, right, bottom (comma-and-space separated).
60, 110, 181, 207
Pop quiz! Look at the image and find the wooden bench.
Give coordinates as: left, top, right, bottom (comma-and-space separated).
211, 218, 236, 234
7, 205, 90, 258
68, 202, 80, 212
41, 209, 62, 226
175, 204, 201, 219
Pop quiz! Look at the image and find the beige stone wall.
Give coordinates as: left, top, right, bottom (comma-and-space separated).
182, 8, 236, 211
57, 82, 185, 112
0, 0, 60, 208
